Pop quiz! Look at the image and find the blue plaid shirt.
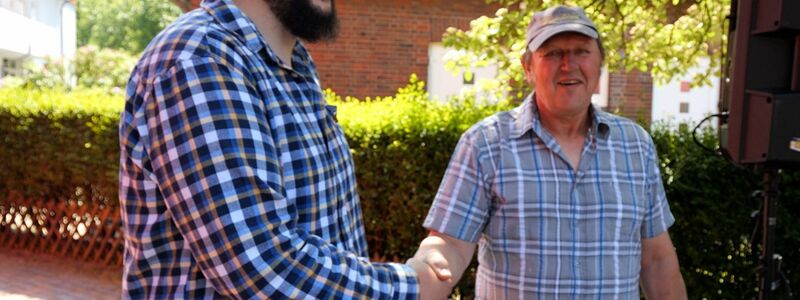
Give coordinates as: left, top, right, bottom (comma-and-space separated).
424, 95, 675, 299
119, 0, 418, 298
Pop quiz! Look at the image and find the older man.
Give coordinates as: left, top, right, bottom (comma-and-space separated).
410, 5, 687, 299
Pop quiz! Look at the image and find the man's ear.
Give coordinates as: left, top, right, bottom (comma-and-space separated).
520, 55, 535, 86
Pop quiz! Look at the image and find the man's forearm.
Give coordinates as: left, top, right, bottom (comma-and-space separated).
640, 232, 687, 299
413, 231, 476, 288
640, 256, 686, 299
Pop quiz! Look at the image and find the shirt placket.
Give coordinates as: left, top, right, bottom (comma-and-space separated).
572, 129, 597, 279
293, 68, 353, 252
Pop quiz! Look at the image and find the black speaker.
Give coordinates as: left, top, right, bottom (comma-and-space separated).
720, 0, 800, 166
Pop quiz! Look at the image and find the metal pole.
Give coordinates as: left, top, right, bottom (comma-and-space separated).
758, 167, 779, 300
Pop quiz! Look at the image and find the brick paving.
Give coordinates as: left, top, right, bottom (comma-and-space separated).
0, 248, 121, 300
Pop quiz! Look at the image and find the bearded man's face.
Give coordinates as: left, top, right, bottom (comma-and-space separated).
268, 0, 339, 42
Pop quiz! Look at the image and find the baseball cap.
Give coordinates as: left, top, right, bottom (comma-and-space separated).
525, 6, 598, 52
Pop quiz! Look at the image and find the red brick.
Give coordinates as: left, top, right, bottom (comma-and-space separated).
181, 1, 654, 122
608, 70, 653, 123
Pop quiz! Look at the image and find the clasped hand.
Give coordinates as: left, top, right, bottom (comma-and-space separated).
406, 250, 455, 300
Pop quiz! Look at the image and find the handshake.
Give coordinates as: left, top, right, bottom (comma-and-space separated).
405, 232, 476, 300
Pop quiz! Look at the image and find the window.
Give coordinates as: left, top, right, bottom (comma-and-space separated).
680, 81, 691, 92
679, 102, 689, 113
1, 58, 23, 77
0, 0, 27, 15
462, 72, 474, 85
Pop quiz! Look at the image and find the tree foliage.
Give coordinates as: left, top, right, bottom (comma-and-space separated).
5, 46, 137, 92
443, 0, 730, 100
73, 45, 138, 90
77, 0, 182, 54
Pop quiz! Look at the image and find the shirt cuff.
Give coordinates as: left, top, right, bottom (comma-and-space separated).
387, 262, 419, 300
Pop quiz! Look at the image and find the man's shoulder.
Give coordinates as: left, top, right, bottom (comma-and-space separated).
461, 108, 518, 147
597, 110, 654, 146
132, 9, 242, 82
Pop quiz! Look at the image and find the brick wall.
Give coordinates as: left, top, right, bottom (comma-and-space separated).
609, 70, 653, 124
181, 0, 497, 98
178, 0, 655, 122
307, 0, 497, 98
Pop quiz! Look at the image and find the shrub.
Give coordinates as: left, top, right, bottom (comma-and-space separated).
73, 45, 138, 90
5, 45, 137, 93
651, 124, 800, 299
328, 75, 511, 260
0, 87, 122, 203
14, 58, 72, 91
1, 83, 798, 298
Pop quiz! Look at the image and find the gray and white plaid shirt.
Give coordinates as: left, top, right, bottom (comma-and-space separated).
424, 94, 674, 299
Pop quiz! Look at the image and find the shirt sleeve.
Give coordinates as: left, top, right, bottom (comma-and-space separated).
142, 57, 418, 299
640, 136, 675, 239
423, 129, 492, 243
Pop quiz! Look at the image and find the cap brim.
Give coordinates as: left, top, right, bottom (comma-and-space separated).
527, 24, 598, 52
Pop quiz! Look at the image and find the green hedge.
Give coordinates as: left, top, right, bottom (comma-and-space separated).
327, 76, 512, 262
1, 81, 798, 298
0, 88, 121, 203
652, 124, 799, 298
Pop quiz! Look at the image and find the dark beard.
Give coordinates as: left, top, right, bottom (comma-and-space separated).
268, 0, 339, 43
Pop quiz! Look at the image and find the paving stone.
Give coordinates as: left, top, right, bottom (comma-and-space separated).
0, 249, 121, 300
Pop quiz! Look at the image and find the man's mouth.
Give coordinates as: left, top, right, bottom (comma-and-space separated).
558, 79, 582, 86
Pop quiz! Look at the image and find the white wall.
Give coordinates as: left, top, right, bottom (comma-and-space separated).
427, 43, 498, 102
651, 58, 720, 127
60, 2, 76, 59
592, 66, 609, 110
0, 0, 74, 61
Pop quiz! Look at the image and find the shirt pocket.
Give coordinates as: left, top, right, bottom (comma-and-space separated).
584, 180, 647, 245
482, 175, 558, 243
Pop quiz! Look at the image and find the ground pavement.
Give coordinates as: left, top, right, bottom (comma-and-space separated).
0, 248, 121, 300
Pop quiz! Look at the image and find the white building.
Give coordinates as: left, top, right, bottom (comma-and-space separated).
651, 58, 720, 127
427, 44, 498, 102
0, 0, 76, 79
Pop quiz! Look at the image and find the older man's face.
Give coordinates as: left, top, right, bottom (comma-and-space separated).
525, 32, 602, 118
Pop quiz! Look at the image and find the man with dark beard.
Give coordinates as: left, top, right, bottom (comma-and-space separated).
119, 0, 448, 298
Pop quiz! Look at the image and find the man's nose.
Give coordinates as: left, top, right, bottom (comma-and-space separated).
560, 52, 578, 70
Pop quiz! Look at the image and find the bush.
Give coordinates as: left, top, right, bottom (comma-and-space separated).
651, 124, 799, 299
326, 75, 512, 296
0, 87, 122, 203
5, 45, 137, 93
328, 76, 510, 256
73, 45, 138, 90
0, 82, 797, 298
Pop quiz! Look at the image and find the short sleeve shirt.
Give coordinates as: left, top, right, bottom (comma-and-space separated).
424, 95, 674, 299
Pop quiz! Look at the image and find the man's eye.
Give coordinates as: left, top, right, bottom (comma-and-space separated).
576, 49, 590, 55
544, 51, 562, 58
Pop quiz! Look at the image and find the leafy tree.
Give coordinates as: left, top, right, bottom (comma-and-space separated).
73, 45, 138, 90
7, 46, 137, 92
77, 0, 182, 54
444, 0, 730, 100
